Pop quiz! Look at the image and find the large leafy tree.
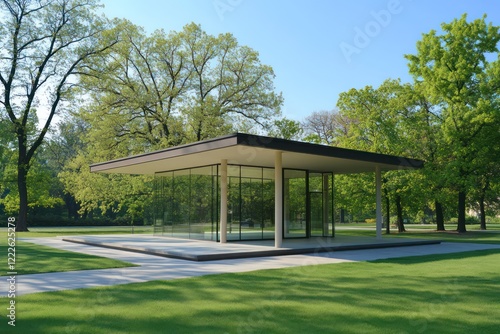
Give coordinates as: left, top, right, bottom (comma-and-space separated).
62, 21, 283, 217
1, 111, 63, 216
78, 21, 283, 154
0, 0, 116, 231
337, 79, 429, 232
406, 14, 500, 232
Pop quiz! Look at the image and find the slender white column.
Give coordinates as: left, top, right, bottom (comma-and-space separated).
220, 159, 228, 243
275, 151, 283, 248
375, 165, 382, 239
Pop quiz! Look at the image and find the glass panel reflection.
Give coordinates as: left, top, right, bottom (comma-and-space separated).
284, 169, 307, 238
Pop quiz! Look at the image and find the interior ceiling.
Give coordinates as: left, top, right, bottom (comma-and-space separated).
91, 145, 417, 175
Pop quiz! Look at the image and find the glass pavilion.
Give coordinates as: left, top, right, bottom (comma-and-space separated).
90, 133, 423, 247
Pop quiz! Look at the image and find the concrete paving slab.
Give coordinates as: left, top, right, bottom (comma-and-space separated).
61, 234, 441, 261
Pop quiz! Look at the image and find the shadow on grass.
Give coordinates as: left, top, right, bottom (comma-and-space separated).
371, 248, 500, 265
0, 240, 135, 276
5, 257, 500, 334
338, 229, 500, 245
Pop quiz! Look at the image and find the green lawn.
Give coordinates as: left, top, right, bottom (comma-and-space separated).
1, 248, 499, 333
336, 224, 500, 244
3, 225, 154, 238
0, 224, 498, 277
1, 235, 135, 276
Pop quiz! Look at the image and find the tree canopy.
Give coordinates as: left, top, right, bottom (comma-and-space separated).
406, 14, 500, 231
0, 0, 116, 230
59, 21, 283, 220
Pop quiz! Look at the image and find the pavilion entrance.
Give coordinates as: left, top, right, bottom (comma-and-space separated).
284, 170, 334, 239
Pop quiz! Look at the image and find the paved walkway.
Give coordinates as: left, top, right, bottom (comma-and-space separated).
4, 237, 500, 296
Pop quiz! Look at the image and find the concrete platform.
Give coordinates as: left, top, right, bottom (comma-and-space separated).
62, 234, 441, 261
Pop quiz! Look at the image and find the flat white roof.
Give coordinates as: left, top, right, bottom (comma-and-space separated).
90, 133, 423, 175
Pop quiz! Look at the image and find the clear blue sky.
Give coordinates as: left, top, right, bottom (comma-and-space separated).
100, 0, 500, 121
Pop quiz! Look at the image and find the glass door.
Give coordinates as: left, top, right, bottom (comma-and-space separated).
309, 191, 324, 236
308, 173, 333, 237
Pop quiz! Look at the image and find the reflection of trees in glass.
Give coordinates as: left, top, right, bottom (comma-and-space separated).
191, 175, 214, 224
241, 179, 263, 226
227, 166, 276, 239
154, 165, 274, 240
263, 180, 275, 229
284, 171, 307, 237
154, 167, 217, 237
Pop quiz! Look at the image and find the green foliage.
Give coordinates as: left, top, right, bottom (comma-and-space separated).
0, 0, 117, 230
405, 14, 500, 231
333, 15, 500, 229
59, 152, 153, 219
78, 20, 283, 154
0, 149, 64, 214
334, 173, 375, 222
268, 118, 303, 140
61, 20, 283, 218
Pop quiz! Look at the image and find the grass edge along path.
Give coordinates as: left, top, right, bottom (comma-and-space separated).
1, 248, 499, 334
1, 238, 135, 276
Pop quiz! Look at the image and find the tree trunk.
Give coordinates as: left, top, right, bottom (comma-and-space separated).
385, 196, 390, 234
457, 191, 467, 233
435, 200, 445, 231
395, 194, 405, 232
16, 160, 30, 232
64, 193, 80, 220
479, 195, 486, 230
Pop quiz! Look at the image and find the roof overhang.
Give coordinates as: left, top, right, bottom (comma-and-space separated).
90, 133, 424, 175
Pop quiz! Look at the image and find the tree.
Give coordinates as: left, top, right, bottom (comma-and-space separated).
467, 119, 500, 229
268, 118, 303, 140
44, 117, 89, 219
0, 0, 117, 231
406, 14, 500, 232
302, 110, 353, 145
78, 21, 283, 154
180, 23, 283, 141
59, 153, 152, 222
337, 80, 429, 232
63, 21, 282, 217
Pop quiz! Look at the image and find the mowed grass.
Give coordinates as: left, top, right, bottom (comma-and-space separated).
337, 224, 500, 245
0, 224, 497, 276
8, 225, 154, 238
0, 235, 135, 276
0, 249, 498, 334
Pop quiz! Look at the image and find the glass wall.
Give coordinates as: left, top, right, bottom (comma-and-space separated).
284, 169, 307, 238
227, 165, 275, 241
153, 164, 333, 242
154, 166, 218, 240
154, 164, 274, 242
